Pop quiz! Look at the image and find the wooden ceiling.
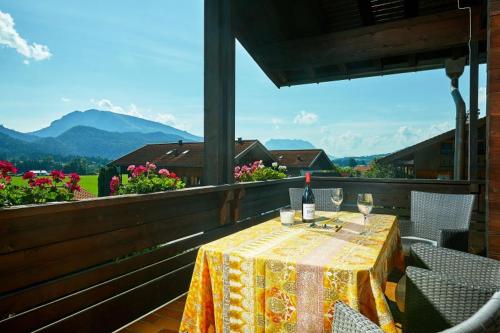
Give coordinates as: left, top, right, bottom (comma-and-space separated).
232, 0, 487, 87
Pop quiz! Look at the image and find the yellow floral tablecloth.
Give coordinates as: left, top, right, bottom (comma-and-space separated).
180, 211, 404, 333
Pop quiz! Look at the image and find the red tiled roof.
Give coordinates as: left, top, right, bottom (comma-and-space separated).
111, 140, 258, 168
354, 165, 371, 172
270, 149, 324, 168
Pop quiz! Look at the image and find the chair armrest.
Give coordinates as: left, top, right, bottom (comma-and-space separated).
438, 228, 469, 251
410, 243, 500, 287
332, 301, 383, 333
405, 266, 497, 332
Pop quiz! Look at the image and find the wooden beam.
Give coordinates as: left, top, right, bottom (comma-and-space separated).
204, 0, 235, 185
469, 39, 479, 181
486, 0, 500, 260
403, 0, 419, 18
259, 9, 483, 71
357, 0, 375, 25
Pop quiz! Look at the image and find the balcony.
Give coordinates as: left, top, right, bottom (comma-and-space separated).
0, 176, 485, 332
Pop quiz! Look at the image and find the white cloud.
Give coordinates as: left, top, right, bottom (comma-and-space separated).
61, 97, 71, 103
271, 117, 284, 130
91, 98, 192, 131
293, 111, 318, 125
0, 11, 52, 61
320, 122, 452, 157
155, 113, 191, 131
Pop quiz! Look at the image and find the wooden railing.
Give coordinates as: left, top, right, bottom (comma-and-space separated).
0, 177, 303, 332
0, 176, 486, 332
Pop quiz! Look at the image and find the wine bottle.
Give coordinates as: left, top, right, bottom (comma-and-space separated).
302, 172, 315, 222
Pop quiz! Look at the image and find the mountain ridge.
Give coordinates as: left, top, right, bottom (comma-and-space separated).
0, 126, 189, 160
29, 109, 202, 141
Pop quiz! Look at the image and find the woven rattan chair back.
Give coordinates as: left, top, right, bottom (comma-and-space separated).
441, 291, 500, 333
410, 191, 475, 231
332, 301, 383, 333
289, 188, 341, 211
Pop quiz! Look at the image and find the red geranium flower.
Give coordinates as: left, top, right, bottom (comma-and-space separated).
50, 170, 65, 182
0, 160, 17, 178
68, 172, 80, 183
23, 171, 36, 180
132, 165, 147, 177
34, 177, 52, 187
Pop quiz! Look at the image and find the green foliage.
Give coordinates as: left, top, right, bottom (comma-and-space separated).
111, 164, 185, 195
337, 166, 358, 177
116, 173, 185, 194
364, 159, 403, 179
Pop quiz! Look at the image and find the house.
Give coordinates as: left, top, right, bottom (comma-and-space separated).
379, 118, 486, 179
270, 149, 334, 176
110, 139, 276, 186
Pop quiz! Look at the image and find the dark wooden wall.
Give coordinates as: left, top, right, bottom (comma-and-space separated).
0, 178, 302, 333
487, 0, 500, 260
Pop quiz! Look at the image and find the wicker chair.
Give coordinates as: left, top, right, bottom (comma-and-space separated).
332, 301, 383, 333
405, 266, 499, 333
399, 191, 475, 254
289, 188, 340, 211
410, 243, 500, 288
332, 294, 500, 333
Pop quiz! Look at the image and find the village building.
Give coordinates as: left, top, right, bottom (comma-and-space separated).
380, 118, 486, 179
270, 149, 334, 176
110, 139, 276, 186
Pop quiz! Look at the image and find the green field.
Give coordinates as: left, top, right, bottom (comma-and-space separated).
10, 174, 128, 196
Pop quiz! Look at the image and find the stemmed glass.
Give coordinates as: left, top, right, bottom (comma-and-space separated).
357, 193, 373, 234
330, 188, 343, 223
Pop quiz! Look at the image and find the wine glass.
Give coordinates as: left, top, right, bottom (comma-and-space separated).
330, 188, 343, 223
357, 193, 373, 234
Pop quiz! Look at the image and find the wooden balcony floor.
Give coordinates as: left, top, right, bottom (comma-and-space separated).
118, 296, 186, 333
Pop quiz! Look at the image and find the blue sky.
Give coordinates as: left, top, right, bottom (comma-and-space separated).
0, 1, 487, 157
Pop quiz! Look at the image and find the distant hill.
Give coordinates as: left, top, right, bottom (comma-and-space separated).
333, 154, 388, 167
0, 125, 39, 142
30, 109, 202, 141
0, 126, 188, 160
265, 139, 316, 150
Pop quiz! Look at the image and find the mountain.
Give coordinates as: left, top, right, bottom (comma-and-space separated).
332, 154, 388, 167
30, 109, 202, 141
265, 139, 316, 150
0, 125, 39, 142
0, 126, 188, 160
55, 126, 185, 159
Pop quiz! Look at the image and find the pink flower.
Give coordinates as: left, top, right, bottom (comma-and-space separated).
50, 170, 65, 182
0, 183, 5, 190
146, 161, 157, 171
234, 166, 241, 173
110, 176, 120, 194
158, 169, 170, 177
127, 165, 136, 172
132, 165, 147, 177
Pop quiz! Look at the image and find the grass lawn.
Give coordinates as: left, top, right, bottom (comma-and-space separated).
10, 174, 128, 196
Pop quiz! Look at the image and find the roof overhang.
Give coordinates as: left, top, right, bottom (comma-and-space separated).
233, 0, 487, 87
